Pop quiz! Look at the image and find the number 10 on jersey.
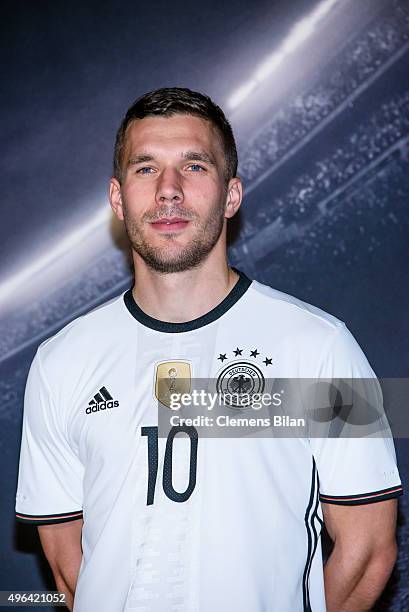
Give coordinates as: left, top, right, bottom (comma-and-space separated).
141, 425, 198, 505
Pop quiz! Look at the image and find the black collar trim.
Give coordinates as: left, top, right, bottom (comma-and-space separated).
123, 268, 252, 333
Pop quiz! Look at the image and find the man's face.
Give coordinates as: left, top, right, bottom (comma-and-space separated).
110, 114, 241, 273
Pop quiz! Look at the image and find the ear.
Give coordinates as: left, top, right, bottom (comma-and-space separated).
109, 177, 124, 221
224, 177, 243, 219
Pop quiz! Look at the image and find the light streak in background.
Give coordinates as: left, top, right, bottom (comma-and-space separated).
227, 0, 340, 110
0, 205, 110, 305
0, 0, 341, 307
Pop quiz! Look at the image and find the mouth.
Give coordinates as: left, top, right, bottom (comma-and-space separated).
150, 217, 190, 232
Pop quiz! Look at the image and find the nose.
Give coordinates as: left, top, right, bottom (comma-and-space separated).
155, 167, 184, 205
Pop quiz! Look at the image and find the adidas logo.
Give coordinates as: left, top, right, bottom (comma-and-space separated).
86, 386, 119, 414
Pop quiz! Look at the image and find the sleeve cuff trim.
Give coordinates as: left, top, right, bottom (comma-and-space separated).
320, 485, 403, 506
16, 510, 83, 525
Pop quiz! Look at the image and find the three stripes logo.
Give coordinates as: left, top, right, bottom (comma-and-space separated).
86, 386, 119, 414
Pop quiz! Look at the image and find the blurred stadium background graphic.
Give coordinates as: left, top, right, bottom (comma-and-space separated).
1, 0, 408, 608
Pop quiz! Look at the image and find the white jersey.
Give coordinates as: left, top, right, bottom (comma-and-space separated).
15, 271, 402, 612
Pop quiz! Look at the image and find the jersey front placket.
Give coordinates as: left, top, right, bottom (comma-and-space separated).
125, 331, 201, 612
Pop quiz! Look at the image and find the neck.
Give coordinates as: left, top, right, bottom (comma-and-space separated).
131, 251, 239, 323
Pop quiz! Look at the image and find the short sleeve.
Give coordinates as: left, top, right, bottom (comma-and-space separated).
309, 323, 403, 506
15, 349, 84, 525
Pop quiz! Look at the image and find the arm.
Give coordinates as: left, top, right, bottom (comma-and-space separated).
38, 518, 83, 612
322, 499, 398, 612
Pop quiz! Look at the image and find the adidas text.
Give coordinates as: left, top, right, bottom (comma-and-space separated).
86, 400, 119, 414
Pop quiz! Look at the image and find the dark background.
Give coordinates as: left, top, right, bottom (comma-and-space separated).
1, 0, 408, 609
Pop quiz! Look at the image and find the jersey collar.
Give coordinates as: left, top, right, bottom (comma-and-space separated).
123, 268, 252, 333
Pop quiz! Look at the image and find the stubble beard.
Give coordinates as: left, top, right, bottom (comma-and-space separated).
122, 199, 226, 274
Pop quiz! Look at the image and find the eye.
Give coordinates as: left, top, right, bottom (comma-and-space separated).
136, 167, 154, 174
187, 164, 205, 172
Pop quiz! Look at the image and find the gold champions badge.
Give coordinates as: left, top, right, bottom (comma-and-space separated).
154, 361, 192, 409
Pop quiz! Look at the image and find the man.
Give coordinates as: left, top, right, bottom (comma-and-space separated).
15, 87, 402, 611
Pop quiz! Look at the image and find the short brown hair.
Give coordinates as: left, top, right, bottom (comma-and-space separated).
113, 87, 238, 184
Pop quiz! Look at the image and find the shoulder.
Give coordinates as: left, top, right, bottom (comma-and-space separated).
35, 291, 129, 378
246, 279, 373, 376
248, 278, 345, 334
